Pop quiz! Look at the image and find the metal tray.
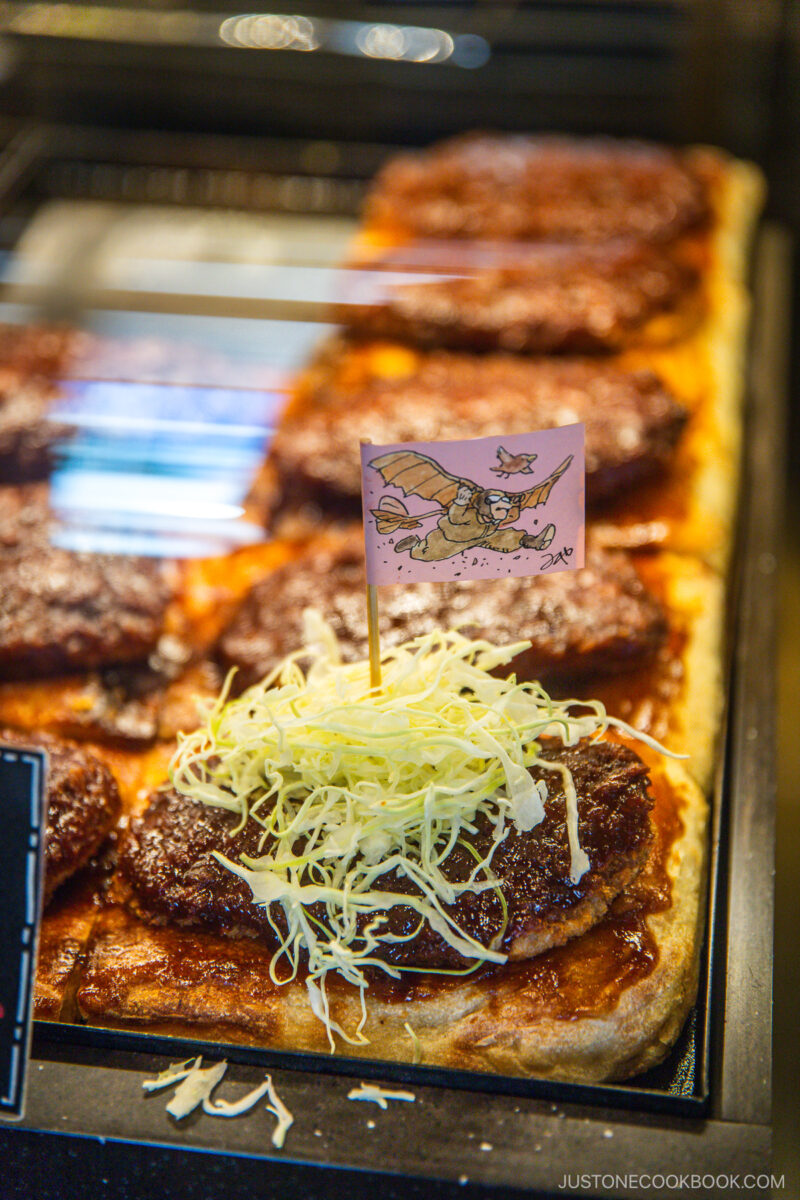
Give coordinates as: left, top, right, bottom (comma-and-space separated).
0, 126, 784, 1198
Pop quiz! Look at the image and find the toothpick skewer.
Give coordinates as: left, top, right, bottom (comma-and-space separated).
366, 582, 381, 691
360, 438, 382, 691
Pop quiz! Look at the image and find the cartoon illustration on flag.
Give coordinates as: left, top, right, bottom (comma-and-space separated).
361, 424, 585, 586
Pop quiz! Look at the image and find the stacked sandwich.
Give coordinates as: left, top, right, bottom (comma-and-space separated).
1, 134, 762, 1082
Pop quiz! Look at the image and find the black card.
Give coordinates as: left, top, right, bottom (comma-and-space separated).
0, 745, 46, 1122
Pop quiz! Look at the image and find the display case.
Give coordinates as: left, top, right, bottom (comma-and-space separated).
0, 23, 785, 1194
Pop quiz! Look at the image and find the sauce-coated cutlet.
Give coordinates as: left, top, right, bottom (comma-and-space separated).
119, 741, 654, 970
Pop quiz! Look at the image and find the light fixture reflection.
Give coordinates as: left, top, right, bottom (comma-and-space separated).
2, 6, 489, 67
216, 13, 486, 68
354, 24, 454, 64
218, 13, 318, 51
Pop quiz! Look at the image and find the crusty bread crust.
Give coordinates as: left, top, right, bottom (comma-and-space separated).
591, 156, 764, 570
579, 550, 725, 795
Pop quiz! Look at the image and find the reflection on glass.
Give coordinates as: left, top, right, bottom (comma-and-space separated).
49, 376, 284, 557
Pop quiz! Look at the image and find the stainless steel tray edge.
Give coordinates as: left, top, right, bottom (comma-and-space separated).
714, 222, 788, 1127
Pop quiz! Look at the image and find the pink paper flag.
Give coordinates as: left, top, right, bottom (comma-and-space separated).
361, 425, 585, 586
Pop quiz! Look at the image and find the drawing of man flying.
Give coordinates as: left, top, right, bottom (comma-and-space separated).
368, 448, 573, 564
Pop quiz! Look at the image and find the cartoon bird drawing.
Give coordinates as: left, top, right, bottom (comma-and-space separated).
490, 446, 539, 478
369, 448, 573, 563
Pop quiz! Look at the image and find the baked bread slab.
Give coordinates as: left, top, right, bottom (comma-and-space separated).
75, 754, 706, 1084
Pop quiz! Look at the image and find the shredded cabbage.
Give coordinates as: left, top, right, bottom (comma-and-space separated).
142, 1058, 199, 1093
203, 1079, 271, 1118
347, 1083, 416, 1109
165, 1059, 228, 1119
143, 1057, 293, 1144
404, 1021, 422, 1064
264, 1074, 294, 1148
170, 612, 673, 1047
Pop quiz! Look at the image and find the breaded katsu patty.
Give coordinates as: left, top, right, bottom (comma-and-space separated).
118, 741, 654, 971
0, 323, 80, 481
0, 484, 170, 679
271, 350, 687, 519
0, 382, 73, 481
0, 323, 79, 382
1, 727, 121, 904
364, 133, 710, 244
216, 535, 667, 691
342, 240, 700, 354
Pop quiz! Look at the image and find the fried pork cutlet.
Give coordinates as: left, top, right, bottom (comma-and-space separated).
0, 382, 74, 482
0, 484, 170, 679
342, 240, 700, 355
0, 324, 79, 381
1, 727, 121, 904
270, 354, 687, 520
364, 133, 710, 244
216, 536, 667, 692
118, 741, 653, 971
0, 323, 82, 482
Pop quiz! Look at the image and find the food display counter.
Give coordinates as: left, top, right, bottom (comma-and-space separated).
0, 121, 785, 1198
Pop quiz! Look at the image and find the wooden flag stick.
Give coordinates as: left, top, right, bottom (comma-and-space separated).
367, 582, 381, 691
361, 437, 382, 691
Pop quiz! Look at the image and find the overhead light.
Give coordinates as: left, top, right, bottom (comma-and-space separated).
218, 13, 318, 51
216, 13, 487, 68
354, 24, 455, 64
1, 5, 490, 66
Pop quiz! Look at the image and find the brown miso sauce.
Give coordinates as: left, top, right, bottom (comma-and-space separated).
354, 771, 683, 1020
572, 627, 687, 744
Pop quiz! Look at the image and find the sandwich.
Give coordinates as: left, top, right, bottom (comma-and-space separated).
78, 623, 708, 1082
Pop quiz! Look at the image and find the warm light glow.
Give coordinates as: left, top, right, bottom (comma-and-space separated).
355, 23, 454, 64
1, 5, 489, 67
218, 13, 318, 51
